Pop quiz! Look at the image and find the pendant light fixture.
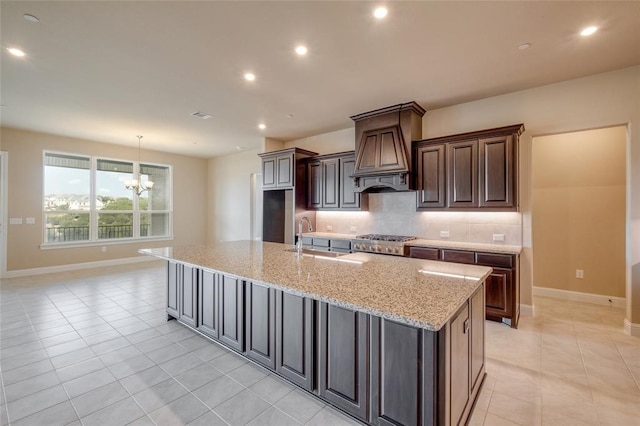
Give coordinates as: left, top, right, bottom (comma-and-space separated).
124, 135, 154, 196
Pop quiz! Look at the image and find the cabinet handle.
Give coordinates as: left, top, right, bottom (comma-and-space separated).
463, 319, 470, 334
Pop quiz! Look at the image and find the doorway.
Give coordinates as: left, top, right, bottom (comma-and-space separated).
0, 151, 7, 276
531, 126, 626, 303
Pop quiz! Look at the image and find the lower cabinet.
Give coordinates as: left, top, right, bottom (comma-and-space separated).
219, 274, 244, 352
484, 267, 513, 323
317, 303, 369, 421
370, 318, 424, 426
276, 292, 314, 390
450, 304, 470, 426
246, 282, 276, 369
198, 269, 218, 339
166, 261, 180, 318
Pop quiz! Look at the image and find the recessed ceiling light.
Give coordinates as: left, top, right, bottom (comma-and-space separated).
287, 114, 294, 118
244, 72, 256, 81
258, 123, 266, 130
295, 45, 308, 56
191, 111, 213, 120
373, 6, 388, 19
24, 14, 40, 23
7, 47, 26, 57
236, 146, 247, 151
581, 26, 598, 37
518, 43, 531, 50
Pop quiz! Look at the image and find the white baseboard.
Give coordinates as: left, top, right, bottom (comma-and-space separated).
520, 304, 535, 317
1, 256, 158, 278
624, 319, 640, 337
533, 286, 625, 308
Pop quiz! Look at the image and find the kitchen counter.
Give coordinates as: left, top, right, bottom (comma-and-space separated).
408, 238, 522, 255
140, 241, 491, 331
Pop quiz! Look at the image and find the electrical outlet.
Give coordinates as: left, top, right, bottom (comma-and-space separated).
576, 269, 584, 279
349, 226, 357, 233
492, 233, 505, 242
9, 218, 22, 225
101, 246, 107, 253
326, 225, 333, 231
26, 217, 36, 225
440, 230, 450, 238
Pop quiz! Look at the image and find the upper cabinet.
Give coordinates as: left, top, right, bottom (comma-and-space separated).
414, 124, 524, 211
306, 152, 368, 211
259, 148, 318, 190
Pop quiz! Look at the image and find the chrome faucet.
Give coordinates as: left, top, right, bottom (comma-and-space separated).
296, 217, 313, 255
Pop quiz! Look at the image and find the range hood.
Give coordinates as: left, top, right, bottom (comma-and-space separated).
350, 102, 426, 192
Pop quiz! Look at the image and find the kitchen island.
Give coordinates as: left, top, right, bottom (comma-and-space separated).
140, 241, 492, 426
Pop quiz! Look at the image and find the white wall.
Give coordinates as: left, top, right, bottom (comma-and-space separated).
283, 128, 354, 155
207, 149, 261, 243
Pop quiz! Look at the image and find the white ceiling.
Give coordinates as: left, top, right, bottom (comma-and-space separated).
1, 1, 639, 158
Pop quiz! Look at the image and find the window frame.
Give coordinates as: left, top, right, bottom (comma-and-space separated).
42, 150, 173, 249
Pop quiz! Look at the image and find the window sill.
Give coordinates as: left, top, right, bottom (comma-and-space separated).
40, 236, 174, 250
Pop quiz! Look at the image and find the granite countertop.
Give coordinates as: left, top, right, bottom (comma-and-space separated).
302, 232, 522, 254
140, 241, 491, 331
407, 239, 522, 255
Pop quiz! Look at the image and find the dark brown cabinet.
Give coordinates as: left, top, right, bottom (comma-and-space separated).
317, 303, 369, 421
414, 124, 523, 211
357, 127, 407, 175
259, 148, 318, 190
410, 247, 520, 328
246, 282, 276, 369
276, 292, 314, 391
198, 269, 218, 339
219, 274, 244, 352
306, 152, 367, 211
415, 144, 446, 209
447, 140, 478, 208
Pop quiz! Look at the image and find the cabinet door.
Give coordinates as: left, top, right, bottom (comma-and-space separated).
447, 140, 478, 208
450, 304, 470, 426
246, 283, 276, 369
307, 160, 322, 209
356, 127, 407, 174
470, 286, 485, 390
340, 156, 361, 209
408, 246, 440, 260
218, 274, 244, 352
370, 318, 422, 426
262, 156, 277, 189
318, 303, 369, 421
198, 270, 218, 339
179, 265, 198, 328
322, 158, 340, 208
485, 267, 513, 320
479, 135, 515, 208
166, 261, 180, 318
276, 153, 294, 188
276, 292, 314, 390
416, 144, 446, 209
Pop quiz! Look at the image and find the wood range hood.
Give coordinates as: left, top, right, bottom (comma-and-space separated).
350, 101, 426, 193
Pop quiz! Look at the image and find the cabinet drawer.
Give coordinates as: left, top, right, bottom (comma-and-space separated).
312, 238, 330, 248
301, 237, 313, 246
476, 253, 513, 268
330, 239, 351, 251
408, 246, 440, 260
442, 250, 475, 264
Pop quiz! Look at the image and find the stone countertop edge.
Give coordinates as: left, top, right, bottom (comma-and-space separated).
407, 239, 522, 255
139, 242, 492, 332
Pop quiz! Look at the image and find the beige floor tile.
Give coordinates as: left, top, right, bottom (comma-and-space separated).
487, 391, 542, 426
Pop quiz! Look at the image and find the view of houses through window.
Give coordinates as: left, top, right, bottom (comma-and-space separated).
43, 152, 171, 244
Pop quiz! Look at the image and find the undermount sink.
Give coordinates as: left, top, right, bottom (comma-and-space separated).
284, 248, 347, 258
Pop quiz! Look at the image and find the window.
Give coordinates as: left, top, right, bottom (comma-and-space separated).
43, 152, 172, 245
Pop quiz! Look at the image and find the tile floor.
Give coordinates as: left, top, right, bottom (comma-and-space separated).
1, 261, 639, 425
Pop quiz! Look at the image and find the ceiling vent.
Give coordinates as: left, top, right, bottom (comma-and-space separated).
191, 111, 213, 120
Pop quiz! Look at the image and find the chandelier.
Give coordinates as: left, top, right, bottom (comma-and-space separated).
124, 135, 154, 196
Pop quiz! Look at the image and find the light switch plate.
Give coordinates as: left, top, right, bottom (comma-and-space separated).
26, 217, 36, 225
350, 226, 357, 233
440, 230, 450, 238
493, 233, 505, 242
9, 218, 23, 225
326, 225, 333, 231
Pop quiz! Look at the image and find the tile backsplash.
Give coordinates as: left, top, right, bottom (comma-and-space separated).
316, 192, 522, 246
